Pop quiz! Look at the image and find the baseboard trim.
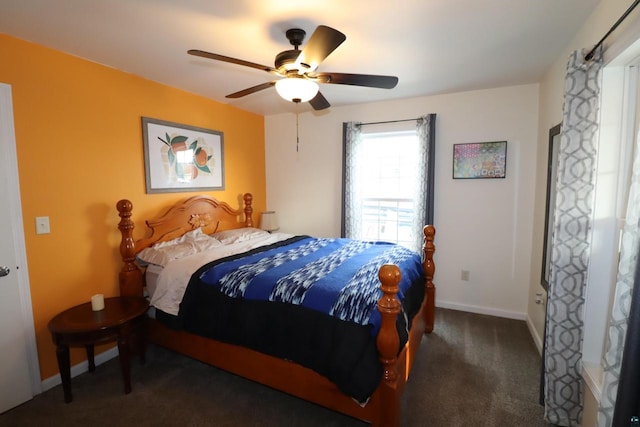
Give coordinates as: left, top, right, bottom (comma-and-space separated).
436, 300, 527, 320
582, 362, 603, 404
526, 316, 544, 355
41, 346, 119, 392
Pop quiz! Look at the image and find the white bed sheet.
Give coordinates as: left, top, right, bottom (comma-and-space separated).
149, 232, 293, 316
145, 264, 163, 300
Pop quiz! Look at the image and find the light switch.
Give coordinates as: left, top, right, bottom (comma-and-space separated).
35, 216, 50, 234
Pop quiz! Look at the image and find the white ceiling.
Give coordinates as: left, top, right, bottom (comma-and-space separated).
0, 0, 600, 116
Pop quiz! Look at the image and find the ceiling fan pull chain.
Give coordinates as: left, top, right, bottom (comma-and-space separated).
296, 110, 300, 152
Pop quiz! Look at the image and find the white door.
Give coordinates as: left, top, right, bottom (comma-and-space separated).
0, 83, 40, 413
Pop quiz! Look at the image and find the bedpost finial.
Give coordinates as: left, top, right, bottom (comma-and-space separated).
117, 199, 133, 216
378, 264, 401, 291
423, 224, 435, 239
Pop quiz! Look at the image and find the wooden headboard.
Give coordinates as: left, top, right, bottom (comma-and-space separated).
116, 193, 254, 297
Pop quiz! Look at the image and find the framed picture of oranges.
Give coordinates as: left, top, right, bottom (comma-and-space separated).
142, 117, 224, 193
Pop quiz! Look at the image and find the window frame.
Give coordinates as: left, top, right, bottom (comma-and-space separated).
341, 116, 436, 252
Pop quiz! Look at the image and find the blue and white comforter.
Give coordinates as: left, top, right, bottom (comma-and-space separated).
195, 236, 423, 333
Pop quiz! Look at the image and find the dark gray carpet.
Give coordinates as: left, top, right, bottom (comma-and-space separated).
0, 309, 553, 426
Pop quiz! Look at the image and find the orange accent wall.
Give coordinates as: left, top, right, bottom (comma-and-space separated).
0, 34, 266, 380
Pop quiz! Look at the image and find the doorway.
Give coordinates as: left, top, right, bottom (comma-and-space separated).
0, 83, 41, 413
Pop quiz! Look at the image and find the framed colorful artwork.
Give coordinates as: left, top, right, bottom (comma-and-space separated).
142, 117, 224, 193
452, 141, 507, 179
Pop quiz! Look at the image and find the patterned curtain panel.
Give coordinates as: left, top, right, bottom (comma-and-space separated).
543, 49, 603, 426
416, 115, 436, 226
598, 125, 640, 426
408, 115, 432, 251
343, 122, 364, 240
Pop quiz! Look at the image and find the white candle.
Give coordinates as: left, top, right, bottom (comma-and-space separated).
91, 294, 104, 311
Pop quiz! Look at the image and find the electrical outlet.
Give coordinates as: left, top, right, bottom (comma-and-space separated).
35, 216, 50, 234
461, 270, 470, 281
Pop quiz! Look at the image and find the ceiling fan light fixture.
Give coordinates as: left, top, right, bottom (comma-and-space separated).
275, 77, 319, 103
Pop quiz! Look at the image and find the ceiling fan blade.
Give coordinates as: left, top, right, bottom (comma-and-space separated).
226, 81, 276, 98
188, 49, 279, 75
313, 72, 398, 89
295, 25, 346, 73
309, 91, 331, 111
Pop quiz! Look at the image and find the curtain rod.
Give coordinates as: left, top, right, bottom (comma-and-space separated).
585, 0, 640, 61
358, 117, 422, 126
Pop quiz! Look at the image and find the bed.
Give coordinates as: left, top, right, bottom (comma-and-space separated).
116, 193, 435, 426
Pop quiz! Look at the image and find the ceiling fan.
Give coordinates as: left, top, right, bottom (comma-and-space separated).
188, 25, 399, 111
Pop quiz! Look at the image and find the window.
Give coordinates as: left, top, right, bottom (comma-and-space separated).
358, 131, 420, 249
582, 59, 639, 381
342, 116, 435, 254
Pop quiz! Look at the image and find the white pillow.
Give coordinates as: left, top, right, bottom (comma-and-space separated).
136, 228, 222, 267
211, 227, 269, 244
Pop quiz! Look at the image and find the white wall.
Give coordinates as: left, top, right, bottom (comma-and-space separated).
265, 83, 539, 320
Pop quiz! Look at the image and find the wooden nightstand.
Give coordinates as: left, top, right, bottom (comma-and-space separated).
48, 296, 149, 403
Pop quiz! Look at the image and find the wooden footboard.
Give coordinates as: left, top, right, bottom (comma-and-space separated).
116, 194, 436, 426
